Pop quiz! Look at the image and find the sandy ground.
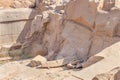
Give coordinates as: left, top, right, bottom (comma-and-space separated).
0, 59, 81, 80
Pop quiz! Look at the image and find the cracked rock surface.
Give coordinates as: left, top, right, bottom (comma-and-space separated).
0, 0, 120, 80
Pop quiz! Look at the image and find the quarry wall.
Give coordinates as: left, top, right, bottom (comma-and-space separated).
0, 8, 36, 46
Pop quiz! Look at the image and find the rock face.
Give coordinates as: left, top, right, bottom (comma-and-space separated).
0, 8, 36, 58
71, 41, 120, 80
92, 67, 120, 80
0, 0, 120, 80
0, 0, 14, 8
11, 0, 36, 8
0, 0, 36, 9
6, 0, 120, 62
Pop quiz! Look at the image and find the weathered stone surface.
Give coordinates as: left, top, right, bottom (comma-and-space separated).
0, 21, 32, 45
0, 0, 120, 80
0, 0, 14, 8
116, 23, 120, 37
94, 10, 120, 37
0, 0, 36, 8
56, 21, 92, 62
1, 0, 119, 64
65, 0, 97, 30
0, 45, 11, 57
11, 0, 36, 8
0, 8, 36, 45
30, 55, 47, 67
22, 43, 47, 58
42, 13, 64, 60
72, 42, 120, 80
20, 14, 49, 57
88, 36, 120, 57
92, 67, 120, 80
13, 0, 120, 65
0, 8, 36, 22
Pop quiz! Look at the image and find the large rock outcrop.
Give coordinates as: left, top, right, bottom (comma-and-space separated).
0, 0, 120, 80
7, 0, 120, 62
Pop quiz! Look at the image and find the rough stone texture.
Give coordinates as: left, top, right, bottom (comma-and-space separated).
0, 8, 36, 22
72, 42, 120, 80
0, 0, 14, 8
0, 0, 120, 80
56, 21, 92, 62
88, 36, 120, 57
11, 0, 36, 8
0, 8, 36, 45
65, 0, 97, 31
30, 55, 47, 67
6, 0, 120, 63
0, 0, 36, 9
0, 8, 36, 58
92, 67, 120, 80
